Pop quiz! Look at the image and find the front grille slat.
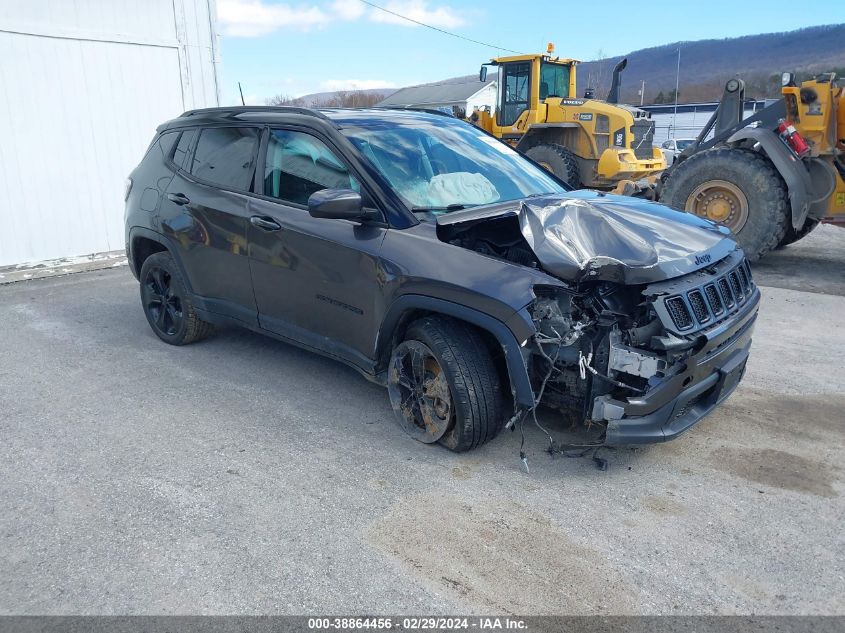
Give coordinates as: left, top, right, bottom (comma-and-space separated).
656, 255, 755, 334
729, 271, 744, 304
704, 284, 724, 316
718, 277, 735, 309
665, 296, 693, 330
687, 290, 710, 324
737, 265, 751, 296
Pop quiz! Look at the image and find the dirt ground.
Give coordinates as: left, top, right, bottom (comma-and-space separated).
0, 225, 842, 615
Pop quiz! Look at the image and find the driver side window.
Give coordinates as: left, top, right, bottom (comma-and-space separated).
264, 130, 360, 206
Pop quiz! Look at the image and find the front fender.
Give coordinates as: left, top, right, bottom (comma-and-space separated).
376, 294, 536, 408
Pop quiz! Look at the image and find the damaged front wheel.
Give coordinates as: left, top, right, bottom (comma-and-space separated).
387, 317, 504, 452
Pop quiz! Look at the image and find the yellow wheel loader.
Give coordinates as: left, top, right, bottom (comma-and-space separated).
471, 44, 666, 190
659, 72, 845, 260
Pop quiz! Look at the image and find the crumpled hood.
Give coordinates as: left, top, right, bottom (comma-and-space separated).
438, 191, 738, 284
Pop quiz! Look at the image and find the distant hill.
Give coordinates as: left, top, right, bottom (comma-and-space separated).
282, 24, 844, 107
578, 24, 845, 103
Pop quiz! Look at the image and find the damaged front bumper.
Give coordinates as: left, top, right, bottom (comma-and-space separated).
598, 285, 759, 444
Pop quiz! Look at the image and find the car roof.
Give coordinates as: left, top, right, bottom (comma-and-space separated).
157, 106, 454, 132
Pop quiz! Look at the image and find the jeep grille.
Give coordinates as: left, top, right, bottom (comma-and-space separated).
655, 255, 755, 333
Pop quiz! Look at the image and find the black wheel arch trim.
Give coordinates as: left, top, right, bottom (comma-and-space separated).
376, 294, 535, 408
127, 227, 194, 295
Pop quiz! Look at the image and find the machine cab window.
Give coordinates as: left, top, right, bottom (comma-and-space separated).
539, 62, 570, 100
498, 62, 530, 127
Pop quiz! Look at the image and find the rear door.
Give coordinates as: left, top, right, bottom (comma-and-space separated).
247, 127, 387, 368
160, 126, 261, 324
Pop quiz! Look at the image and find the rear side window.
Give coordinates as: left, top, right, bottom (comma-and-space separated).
173, 129, 195, 168
190, 127, 260, 191
264, 129, 360, 206
157, 131, 179, 158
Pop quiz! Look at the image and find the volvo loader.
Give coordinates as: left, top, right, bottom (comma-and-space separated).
471, 44, 666, 190
659, 72, 845, 260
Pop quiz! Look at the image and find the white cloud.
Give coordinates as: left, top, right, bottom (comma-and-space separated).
217, 0, 331, 37
320, 79, 398, 91
368, 0, 464, 28
330, 0, 366, 20
217, 0, 464, 37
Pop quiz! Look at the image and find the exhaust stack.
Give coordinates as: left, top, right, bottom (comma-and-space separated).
606, 58, 628, 104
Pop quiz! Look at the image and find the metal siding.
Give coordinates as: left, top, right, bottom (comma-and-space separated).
0, 0, 219, 266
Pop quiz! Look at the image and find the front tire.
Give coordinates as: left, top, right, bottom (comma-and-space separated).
777, 218, 819, 248
139, 251, 213, 345
524, 143, 582, 189
387, 316, 504, 452
661, 148, 789, 261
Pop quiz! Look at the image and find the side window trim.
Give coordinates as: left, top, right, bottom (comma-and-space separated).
177, 124, 263, 194
257, 125, 385, 222
166, 129, 191, 169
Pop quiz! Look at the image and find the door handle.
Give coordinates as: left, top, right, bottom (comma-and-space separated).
167, 192, 191, 206
250, 215, 282, 231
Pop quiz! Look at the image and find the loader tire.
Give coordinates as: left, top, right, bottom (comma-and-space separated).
660, 148, 789, 261
777, 219, 819, 248
524, 143, 582, 189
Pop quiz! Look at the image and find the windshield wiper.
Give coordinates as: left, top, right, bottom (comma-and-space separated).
411, 203, 472, 212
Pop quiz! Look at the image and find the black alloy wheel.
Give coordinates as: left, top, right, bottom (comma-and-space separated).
143, 266, 183, 337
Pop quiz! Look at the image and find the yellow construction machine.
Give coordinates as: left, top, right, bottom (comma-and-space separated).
659, 72, 845, 260
471, 44, 665, 190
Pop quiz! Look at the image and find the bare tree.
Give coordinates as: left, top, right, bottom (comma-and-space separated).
586, 49, 609, 95
266, 94, 307, 106
318, 91, 387, 108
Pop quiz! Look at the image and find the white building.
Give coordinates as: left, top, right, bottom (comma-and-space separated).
377, 78, 497, 118
643, 101, 770, 146
0, 0, 221, 267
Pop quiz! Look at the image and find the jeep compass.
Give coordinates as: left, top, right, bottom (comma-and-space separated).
125, 107, 759, 452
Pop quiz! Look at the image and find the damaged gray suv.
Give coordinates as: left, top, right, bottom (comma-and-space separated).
125, 107, 759, 452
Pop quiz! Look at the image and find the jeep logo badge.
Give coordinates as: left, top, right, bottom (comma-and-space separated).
695, 254, 712, 265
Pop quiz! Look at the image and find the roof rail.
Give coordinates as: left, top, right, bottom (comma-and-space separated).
371, 105, 455, 118
179, 105, 331, 120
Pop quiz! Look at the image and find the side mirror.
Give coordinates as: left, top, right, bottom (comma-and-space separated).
479, 66, 487, 83
308, 188, 371, 221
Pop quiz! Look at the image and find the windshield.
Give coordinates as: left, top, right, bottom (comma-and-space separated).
677, 139, 695, 150
540, 62, 570, 99
340, 116, 567, 212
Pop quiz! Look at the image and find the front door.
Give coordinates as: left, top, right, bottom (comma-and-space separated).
247, 128, 387, 369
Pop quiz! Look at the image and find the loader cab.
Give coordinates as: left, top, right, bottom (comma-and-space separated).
481, 52, 580, 132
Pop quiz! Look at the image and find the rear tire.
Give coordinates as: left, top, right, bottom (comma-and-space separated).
139, 252, 213, 346
777, 218, 819, 248
387, 316, 504, 453
660, 148, 790, 261
524, 143, 582, 189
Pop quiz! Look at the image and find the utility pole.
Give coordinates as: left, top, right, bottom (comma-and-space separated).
671, 47, 681, 138
639, 79, 645, 106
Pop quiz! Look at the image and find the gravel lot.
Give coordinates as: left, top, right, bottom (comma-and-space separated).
1, 225, 843, 615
